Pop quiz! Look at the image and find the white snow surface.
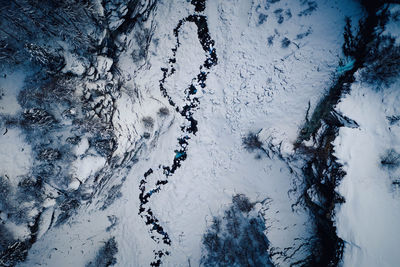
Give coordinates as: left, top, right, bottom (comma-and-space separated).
18, 0, 367, 266
334, 74, 400, 267
333, 14, 400, 267
0, 128, 32, 188
0, 69, 26, 116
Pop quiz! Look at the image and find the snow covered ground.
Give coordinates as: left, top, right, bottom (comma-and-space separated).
2, 0, 399, 266
334, 75, 400, 267
333, 6, 400, 266
16, 0, 366, 266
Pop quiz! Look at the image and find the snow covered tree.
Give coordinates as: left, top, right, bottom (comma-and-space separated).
201, 195, 273, 267
361, 35, 400, 87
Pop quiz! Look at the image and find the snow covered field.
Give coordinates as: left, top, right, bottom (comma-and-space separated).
1, 0, 400, 266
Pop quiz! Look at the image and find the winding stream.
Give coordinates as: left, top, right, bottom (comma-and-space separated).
138, 1, 217, 265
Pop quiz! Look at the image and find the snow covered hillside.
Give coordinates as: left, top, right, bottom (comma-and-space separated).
0, 0, 399, 266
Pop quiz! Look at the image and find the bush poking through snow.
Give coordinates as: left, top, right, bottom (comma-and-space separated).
142, 116, 155, 129
361, 35, 400, 87
281, 37, 291, 48
92, 138, 117, 158
86, 237, 118, 267
342, 12, 400, 87
21, 108, 57, 128
201, 194, 273, 267
380, 149, 400, 170
0, 241, 29, 267
37, 149, 61, 161
157, 107, 170, 117
298, 1, 318, 17
232, 194, 254, 213
267, 36, 274, 46
242, 132, 263, 152
25, 43, 64, 73
387, 115, 400, 125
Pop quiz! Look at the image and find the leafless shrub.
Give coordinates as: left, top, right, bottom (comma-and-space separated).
281, 37, 291, 48
142, 116, 154, 129
201, 194, 272, 266
232, 194, 254, 213
242, 132, 263, 152
298, 1, 317, 17
361, 35, 400, 87
86, 237, 118, 267
387, 115, 400, 125
157, 107, 169, 117
381, 149, 400, 169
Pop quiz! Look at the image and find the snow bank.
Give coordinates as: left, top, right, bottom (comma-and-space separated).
334, 77, 400, 267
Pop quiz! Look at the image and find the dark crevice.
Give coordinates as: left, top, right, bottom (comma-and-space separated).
294, 3, 392, 266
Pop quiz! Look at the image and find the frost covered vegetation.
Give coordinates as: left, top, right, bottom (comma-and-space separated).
0, 0, 157, 265
242, 132, 263, 152
292, 1, 400, 266
201, 195, 272, 267
0, 0, 400, 266
86, 237, 118, 267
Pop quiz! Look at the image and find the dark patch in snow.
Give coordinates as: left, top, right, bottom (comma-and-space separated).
281, 37, 291, 48
274, 9, 284, 24
267, 36, 274, 46
258, 13, 268, 25
298, 1, 318, 17
138, 0, 218, 265
201, 194, 273, 266
86, 237, 118, 267
242, 132, 263, 152
381, 149, 400, 169
387, 115, 400, 125
296, 27, 312, 40
191, 0, 206, 12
